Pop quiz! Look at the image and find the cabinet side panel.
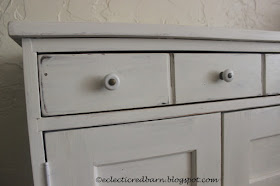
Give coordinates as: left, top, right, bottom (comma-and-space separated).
22, 39, 46, 186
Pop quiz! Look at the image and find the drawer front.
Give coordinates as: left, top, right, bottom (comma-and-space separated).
39, 54, 171, 116
265, 54, 280, 95
45, 114, 221, 186
174, 53, 262, 104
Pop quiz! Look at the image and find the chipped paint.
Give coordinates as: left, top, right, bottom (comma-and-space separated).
1, 0, 280, 185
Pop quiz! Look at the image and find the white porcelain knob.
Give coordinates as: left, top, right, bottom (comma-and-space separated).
220, 69, 234, 82
104, 74, 120, 90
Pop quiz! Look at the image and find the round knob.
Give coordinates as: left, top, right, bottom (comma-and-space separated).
104, 74, 120, 90
219, 69, 234, 82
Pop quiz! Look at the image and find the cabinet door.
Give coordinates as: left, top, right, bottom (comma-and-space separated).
223, 106, 280, 186
45, 114, 221, 186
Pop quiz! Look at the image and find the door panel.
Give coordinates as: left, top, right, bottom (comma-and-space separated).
96, 152, 193, 186
45, 114, 221, 186
223, 106, 280, 186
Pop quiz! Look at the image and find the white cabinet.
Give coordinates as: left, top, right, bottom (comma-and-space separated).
8, 22, 280, 186
45, 114, 221, 186
223, 106, 280, 186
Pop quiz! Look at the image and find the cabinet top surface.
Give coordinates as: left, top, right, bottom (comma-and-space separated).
8, 22, 280, 44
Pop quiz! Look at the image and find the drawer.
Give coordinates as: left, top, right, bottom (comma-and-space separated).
265, 54, 280, 95
39, 54, 171, 116
174, 53, 262, 104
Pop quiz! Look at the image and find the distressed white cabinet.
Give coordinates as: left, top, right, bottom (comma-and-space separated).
8, 22, 280, 186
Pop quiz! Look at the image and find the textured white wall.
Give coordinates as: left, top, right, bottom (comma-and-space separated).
1, 0, 280, 185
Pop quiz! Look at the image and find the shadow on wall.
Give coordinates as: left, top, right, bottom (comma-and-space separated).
0, 60, 33, 185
